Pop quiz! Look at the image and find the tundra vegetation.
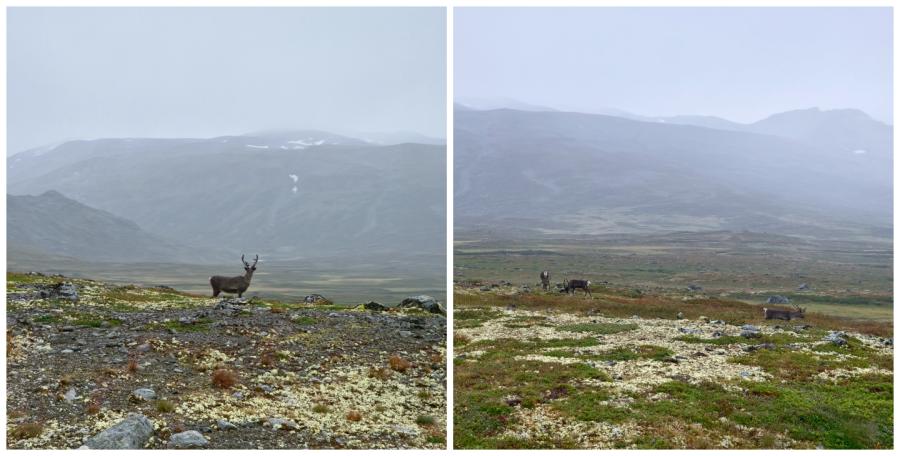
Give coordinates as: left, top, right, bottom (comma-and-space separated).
453, 234, 893, 449
6, 272, 446, 449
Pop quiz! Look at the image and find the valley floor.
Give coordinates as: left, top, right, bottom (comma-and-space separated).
6, 273, 446, 449
453, 285, 893, 449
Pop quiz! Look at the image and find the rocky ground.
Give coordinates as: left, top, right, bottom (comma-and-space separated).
6, 272, 446, 449
454, 284, 893, 449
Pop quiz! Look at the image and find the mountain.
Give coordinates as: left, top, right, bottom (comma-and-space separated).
8, 133, 446, 262
7, 191, 207, 263
455, 96, 558, 112
454, 108, 891, 240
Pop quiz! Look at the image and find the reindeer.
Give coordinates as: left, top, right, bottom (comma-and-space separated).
210, 254, 258, 298
540, 271, 551, 291
763, 304, 806, 321
564, 279, 592, 298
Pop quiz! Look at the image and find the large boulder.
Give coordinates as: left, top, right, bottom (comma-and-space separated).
84, 414, 154, 449
362, 301, 387, 311
399, 295, 445, 315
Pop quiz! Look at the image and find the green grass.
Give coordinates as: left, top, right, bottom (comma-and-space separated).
291, 315, 317, 326
456, 309, 504, 329
545, 345, 674, 362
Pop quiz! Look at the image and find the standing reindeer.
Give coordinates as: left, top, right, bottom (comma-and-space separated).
564, 279, 592, 298
540, 271, 551, 291
210, 254, 259, 298
763, 304, 806, 321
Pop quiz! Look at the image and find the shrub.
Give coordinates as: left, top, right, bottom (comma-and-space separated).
211, 369, 238, 389
313, 404, 330, 414
416, 415, 436, 426
368, 366, 392, 380
156, 399, 176, 413
389, 355, 412, 373
346, 410, 362, 421
126, 358, 139, 373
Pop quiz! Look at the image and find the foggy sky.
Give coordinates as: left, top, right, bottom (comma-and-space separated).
455, 7, 892, 124
8, 7, 446, 155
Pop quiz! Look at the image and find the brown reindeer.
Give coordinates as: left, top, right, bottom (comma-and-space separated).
210, 254, 258, 298
763, 304, 806, 321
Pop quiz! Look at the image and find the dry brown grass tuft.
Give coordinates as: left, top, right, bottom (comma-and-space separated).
259, 351, 277, 368
58, 374, 74, 386
346, 410, 362, 422
11, 423, 43, 440
368, 366, 392, 380
389, 355, 412, 373
126, 358, 139, 373
6, 330, 13, 357
430, 353, 444, 364
211, 368, 238, 389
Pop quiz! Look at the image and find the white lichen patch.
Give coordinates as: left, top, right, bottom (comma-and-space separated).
189, 349, 235, 371
815, 366, 893, 383
7, 330, 52, 362
174, 365, 445, 449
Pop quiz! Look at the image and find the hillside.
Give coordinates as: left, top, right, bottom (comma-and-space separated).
454, 107, 891, 240
7, 191, 206, 263
6, 272, 446, 449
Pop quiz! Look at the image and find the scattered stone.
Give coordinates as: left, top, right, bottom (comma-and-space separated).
824, 331, 848, 346
675, 312, 684, 320
744, 343, 776, 352
304, 294, 331, 305
217, 419, 237, 431
267, 417, 300, 431
168, 430, 208, 449
678, 327, 701, 335
504, 394, 523, 406
740, 325, 761, 339
131, 388, 156, 402
686, 284, 703, 292
63, 387, 77, 403
362, 301, 387, 311
399, 295, 446, 315
399, 330, 413, 338
711, 331, 725, 338
766, 295, 791, 304
84, 414, 154, 449
710, 319, 725, 325
797, 283, 810, 291
698, 315, 710, 323
392, 424, 419, 438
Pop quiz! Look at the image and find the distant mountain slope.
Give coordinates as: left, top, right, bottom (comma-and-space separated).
8, 132, 446, 261
454, 108, 891, 239
7, 191, 205, 263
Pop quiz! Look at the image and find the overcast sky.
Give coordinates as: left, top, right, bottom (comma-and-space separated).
456, 7, 892, 124
8, 7, 446, 154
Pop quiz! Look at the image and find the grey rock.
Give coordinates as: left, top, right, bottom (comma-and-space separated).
63, 387, 77, 403
741, 330, 761, 339
823, 331, 848, 346
268, 417, 300, 430
304, 294, 331, 304
167, 430, 208, 449
217, 419, 237, 430
675, 312, 685, 320
362, 301, 387, 311
766, 295, 791, 304
797, 283, 810, 291
84, 414, 154, 449
399, 295, 446, 315
392, 424, 419, 438
131, 388, 156, 402
399, 330, 413, 338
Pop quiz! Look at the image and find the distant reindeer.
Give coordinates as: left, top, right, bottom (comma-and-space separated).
540, 271, 551, 291
763, 304, 806, 321
210, 254, 259, 298
564, 279, 592, 298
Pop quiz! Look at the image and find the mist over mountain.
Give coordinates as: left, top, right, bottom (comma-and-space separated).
8, 131, 446, 266
454, 106, 892, 240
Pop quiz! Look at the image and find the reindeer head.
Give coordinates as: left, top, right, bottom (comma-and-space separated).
242, 254, 259, 276
793, 304, 806, 318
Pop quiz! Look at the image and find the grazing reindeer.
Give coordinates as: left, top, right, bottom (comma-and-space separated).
564, 279, 592, 298
210, 254, 258, 298
763, 304, 806, 321
540, 271, 551, 291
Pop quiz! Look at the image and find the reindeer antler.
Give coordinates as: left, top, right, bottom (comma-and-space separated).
241, 254, 249, 267
252, 255, 259, 267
